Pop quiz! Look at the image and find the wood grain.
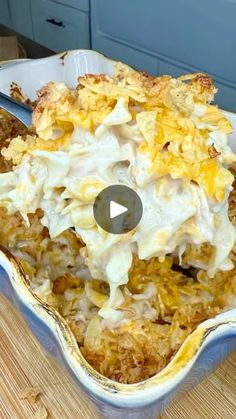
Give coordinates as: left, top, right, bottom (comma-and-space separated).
1, 294, 236, 419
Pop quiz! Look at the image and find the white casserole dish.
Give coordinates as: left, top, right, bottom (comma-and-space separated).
0, 50, 236, 418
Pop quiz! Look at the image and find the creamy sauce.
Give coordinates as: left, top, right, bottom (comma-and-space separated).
0, 115, 235, 322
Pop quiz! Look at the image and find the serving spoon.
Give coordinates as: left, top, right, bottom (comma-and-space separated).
0, 91, 32, 127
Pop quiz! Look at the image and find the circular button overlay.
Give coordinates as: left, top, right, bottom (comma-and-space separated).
93, 185, 143, 234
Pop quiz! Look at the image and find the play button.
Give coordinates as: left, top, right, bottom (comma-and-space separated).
93, 185, 143, 234
110, 201, 128, 219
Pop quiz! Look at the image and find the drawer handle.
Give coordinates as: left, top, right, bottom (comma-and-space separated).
46, 18, 65, 28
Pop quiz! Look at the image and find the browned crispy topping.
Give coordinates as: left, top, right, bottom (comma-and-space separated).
53, 275, 81, 295
229, 164, 236, 225
193, 73, 214, 90
34, 405, 49, 419
0, 109, 30, 172
208, 144, 221, 158
10, 82, 36, 108
19, 386, 41, 404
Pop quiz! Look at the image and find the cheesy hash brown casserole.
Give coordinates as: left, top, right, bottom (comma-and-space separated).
0, 63, 236, 383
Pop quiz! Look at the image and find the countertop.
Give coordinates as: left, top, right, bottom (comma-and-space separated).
0, 25, 53, 59
1, 294, 236, 418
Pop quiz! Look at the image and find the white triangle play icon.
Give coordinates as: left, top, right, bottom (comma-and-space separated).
109, 200, 128, 219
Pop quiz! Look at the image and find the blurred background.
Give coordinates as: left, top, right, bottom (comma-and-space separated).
0, 0, 235, 110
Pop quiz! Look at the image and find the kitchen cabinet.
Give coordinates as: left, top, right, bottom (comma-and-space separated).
92, 35, 159, 75
0, 0, 12, 28
0, 0, 90, 52
91, 0, 236, 110
31, 0, 90, 51
51, 0, 89, 12
8, 0, 33, 39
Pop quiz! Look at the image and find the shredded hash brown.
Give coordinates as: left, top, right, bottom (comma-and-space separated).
0, 109, 28, 172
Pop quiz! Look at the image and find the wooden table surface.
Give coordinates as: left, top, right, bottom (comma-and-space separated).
1, 294, 236, 419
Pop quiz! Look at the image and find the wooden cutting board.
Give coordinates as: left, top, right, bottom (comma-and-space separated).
1, 293, 236, 419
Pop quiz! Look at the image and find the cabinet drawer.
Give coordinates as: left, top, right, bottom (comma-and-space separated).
9, 0, 33, 39
0, 0, 12, 28
51, 0, 89, 12
31, 0, 90, 52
